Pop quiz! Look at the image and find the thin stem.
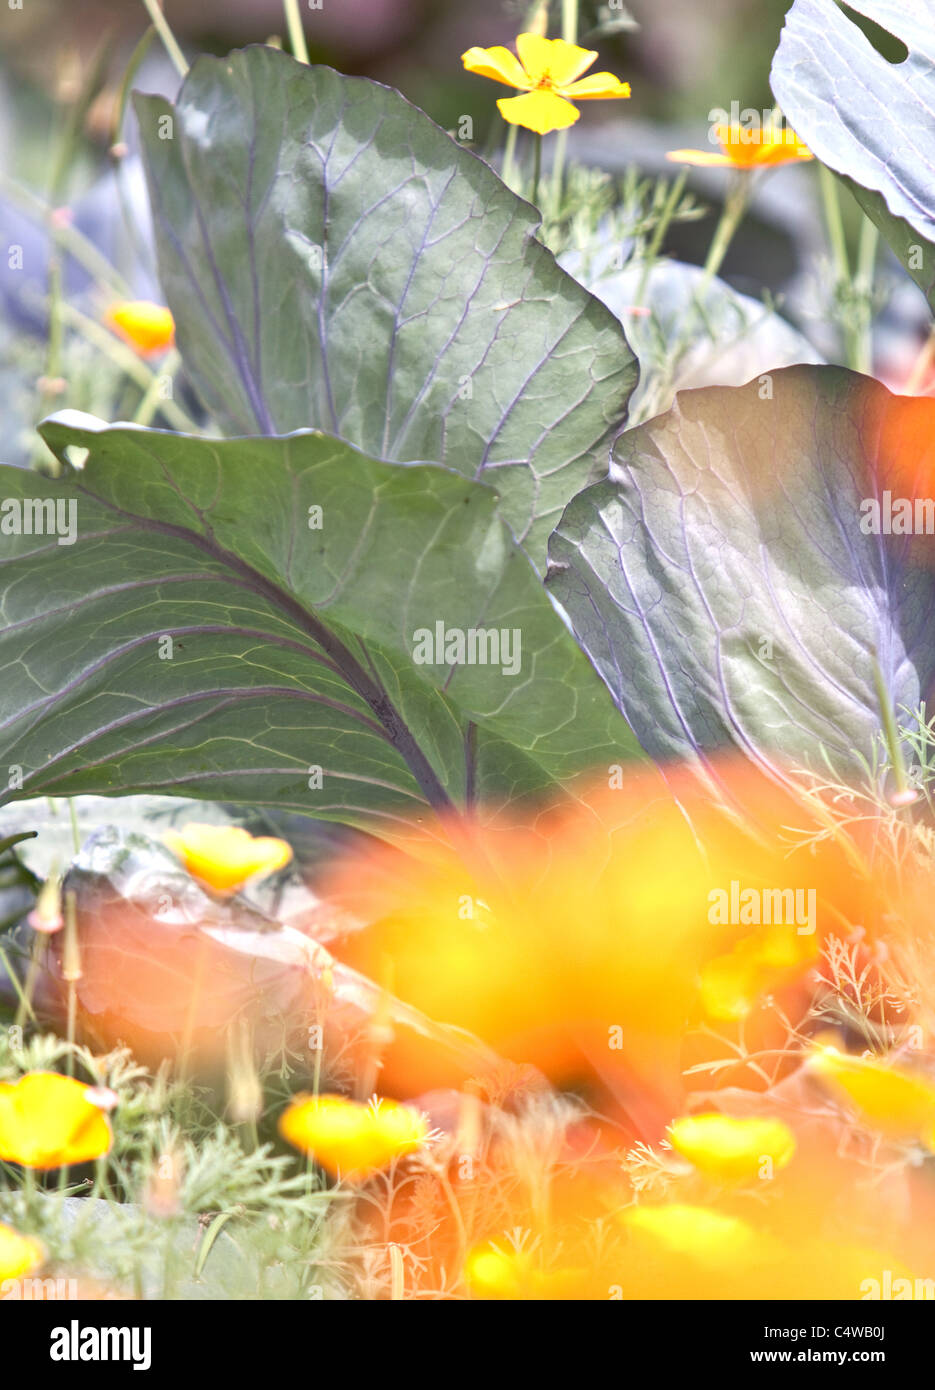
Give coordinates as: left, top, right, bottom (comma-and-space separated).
634, 170, 686, 307
819, 162, 850, 282
283, 0, 310, 64
549, 0, 579, 212
140, 0, 188, 80
871, 653, 909, 797
702, 173, 751, 283
853, 216, 878, 376
501, 122, 519, 192
905, 325, 935, 396
132, 348, 183, 426
532, 132, 542, 210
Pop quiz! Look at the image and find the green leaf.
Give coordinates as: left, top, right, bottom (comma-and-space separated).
547, 367, 935, 781
0, 417, 638, 831
132, 45, 637, 569
771, 0, 935, 311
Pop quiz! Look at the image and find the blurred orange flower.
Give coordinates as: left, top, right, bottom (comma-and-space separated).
105, 300, 175, 356
326, 761, 858, 1118
163, 823, 292, 894
0, 1222, 43, 1280
668, 123, 812, 169
669, 1112, 796, 1184
278, 1093, 428, 1181
0, 1072, 113, 1170
462, 33, 630, 134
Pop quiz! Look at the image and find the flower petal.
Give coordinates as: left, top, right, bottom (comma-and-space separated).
461, 45, 529, 89
559, 73, 631, 100
0, 1073, 112, 1170
665, 148, 734, 167
497, 90, 580, 135
105, 301, 175, 356
515, 33, 597, 86
0, 1223, 43, 1281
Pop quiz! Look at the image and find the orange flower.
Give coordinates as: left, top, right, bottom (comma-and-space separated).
163, 823, 292, 894
0, 1222, 43, 1280
0, 1073, 113, 1170
667, 123, 812, 170
462, 33, 630, 134
278, 1093, 428, 1181
105, 300, 175, 356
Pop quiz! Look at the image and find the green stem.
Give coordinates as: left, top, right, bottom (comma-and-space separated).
702, 173, 751, 283
132, 348, 183, 426
549, 0, 579, 213
819, 162, 850, 281
283, 0, 310, 64
854, 216, 878, 376
634, 170, 686, 307
532, 133, 542, 211
871, 653, 909, 797
501, 122, 519, 192
140, 0, 188, 79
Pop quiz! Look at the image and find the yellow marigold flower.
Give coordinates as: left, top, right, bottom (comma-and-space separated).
0, 1222, 43, 1280
278, 1093, 428, 1181
0, 1072, 113, 1170
667, 122, 813, 169
810, 1046, 935, 1147
163, 823, 292, 894
462, 33, 630, 135
105, 300, 175, 356
669, 1113, 796, 1184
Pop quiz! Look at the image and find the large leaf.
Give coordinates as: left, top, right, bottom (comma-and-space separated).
0, 417, 638, 830
771, 0, 935, 311
132, 45, 637, 568
547, 367, 935, 781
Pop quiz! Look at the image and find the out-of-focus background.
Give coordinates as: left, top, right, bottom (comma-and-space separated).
1, 0, 792, 139
0, 0, 927, 460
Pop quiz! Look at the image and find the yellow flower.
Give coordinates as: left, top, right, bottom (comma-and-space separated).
667, 122, 812, 169
0, 1073, 113, 1170
278, 1093, 428, 1181
810, 1046, 935, 1147
105, 300, 175, 356
163, 823, 292, 894
0, 1222, 43, 1280
669, 1113, 796, 1184
462, 33, 630, 135
621, 1202, 763, 1269
700, 924, 818, 1021
465, 1245, 588, 1300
